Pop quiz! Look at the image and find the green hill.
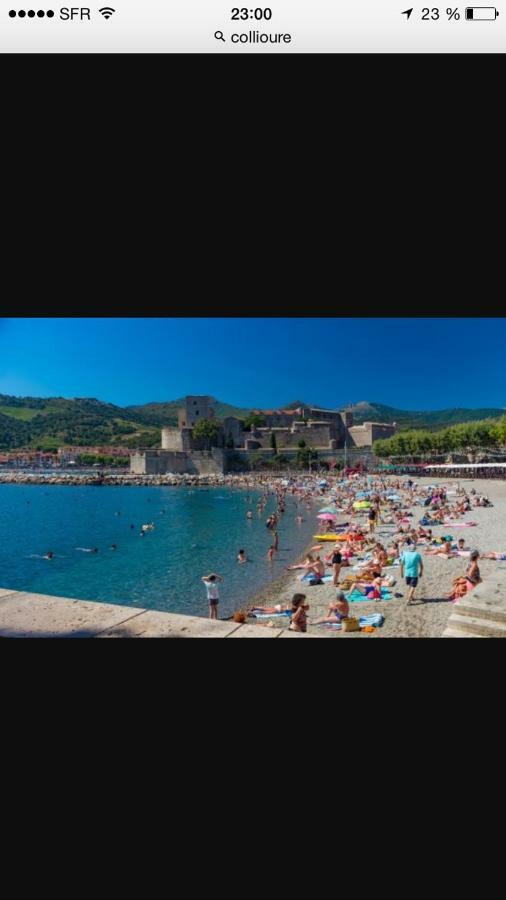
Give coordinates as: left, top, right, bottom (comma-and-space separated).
0, 393, 504, 451
125, 397, 250, 427
348, 401, 506, 430
0, 395, 160, 451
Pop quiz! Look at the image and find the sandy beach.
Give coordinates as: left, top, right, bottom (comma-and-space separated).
246, 477, 506, 638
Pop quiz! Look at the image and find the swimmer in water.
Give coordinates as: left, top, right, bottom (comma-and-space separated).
44, 551, 54, 560
267, 546, 276, 562
246, 511, 253, 519
110, 544, 117, 550
237, 549, 247, 563
76, 547, 99, 553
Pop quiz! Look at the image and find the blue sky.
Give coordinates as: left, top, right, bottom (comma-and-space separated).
0, 317, 504, 411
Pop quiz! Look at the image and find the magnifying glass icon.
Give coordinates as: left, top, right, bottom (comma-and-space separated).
214, 30, 226, 42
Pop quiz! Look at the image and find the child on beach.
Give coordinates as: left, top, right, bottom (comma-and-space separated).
289, 594, 309, 633
201, 573, 223, 619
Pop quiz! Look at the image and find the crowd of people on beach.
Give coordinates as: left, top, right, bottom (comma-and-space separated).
207, 471, 500, 632
24, 467, 498, 632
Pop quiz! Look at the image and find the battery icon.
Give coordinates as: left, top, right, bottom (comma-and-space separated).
465, 7, 500, 18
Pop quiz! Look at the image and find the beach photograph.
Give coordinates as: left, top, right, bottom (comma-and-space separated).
1, 316, 505, 638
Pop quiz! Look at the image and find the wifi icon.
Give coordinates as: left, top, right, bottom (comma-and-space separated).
99, 6, 115, 18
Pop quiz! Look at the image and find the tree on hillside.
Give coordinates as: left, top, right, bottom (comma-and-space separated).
296, 445, 318, 470
492, 416, 506, 446
270, 432, 277, 451
244, 413, 265, 432
192, 418, 221, 450
226, 431, 235, 449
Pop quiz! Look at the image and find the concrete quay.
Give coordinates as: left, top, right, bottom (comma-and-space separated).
443, 567, 506, 638
0, 587, 325, 638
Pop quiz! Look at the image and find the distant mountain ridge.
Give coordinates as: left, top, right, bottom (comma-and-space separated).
0, 393, 504, 451
347, 401, 506, 430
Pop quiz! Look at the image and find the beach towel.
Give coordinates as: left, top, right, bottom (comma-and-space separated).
322, 614, 385, 631
359, 614, 385, 627
249, 610, 291, 619
443, 522, 478, 527
348, 588, 393, 602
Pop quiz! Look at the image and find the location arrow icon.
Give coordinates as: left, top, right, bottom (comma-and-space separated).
402, 8, 414, 17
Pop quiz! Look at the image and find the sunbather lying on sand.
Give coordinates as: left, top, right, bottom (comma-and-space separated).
480, 551, 506, 560
425, 539, 453, 558
349, 578, 383, 600
248, 603, 291, 615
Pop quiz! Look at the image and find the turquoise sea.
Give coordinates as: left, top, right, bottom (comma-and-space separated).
0, 484, 317, 618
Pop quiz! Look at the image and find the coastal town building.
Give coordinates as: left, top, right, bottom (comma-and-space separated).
130, 397, 397, 475
57, 446, 131, 464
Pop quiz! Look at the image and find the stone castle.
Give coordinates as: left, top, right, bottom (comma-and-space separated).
130, 396, 396, 475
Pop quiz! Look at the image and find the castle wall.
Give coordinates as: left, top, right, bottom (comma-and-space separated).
252, 425, 339, 449
347, 423, 396, 447
130, 449, 227, 475
222, 416, 245, 447
161, 427, 195, 451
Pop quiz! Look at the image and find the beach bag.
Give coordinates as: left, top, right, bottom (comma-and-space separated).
342, 617, 360, 633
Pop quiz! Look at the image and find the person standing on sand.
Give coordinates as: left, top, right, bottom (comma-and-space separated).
201, 573, 223, 619
400, 540, 424, 606
331, 544, 342, 586
368, 506, 377, 534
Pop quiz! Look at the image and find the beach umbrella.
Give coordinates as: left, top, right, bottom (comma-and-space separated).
317, 513, 337, 520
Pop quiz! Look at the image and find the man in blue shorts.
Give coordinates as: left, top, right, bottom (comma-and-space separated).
400, 539, 424, 605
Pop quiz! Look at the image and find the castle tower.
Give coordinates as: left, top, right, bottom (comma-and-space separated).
177, 396, 214, 429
